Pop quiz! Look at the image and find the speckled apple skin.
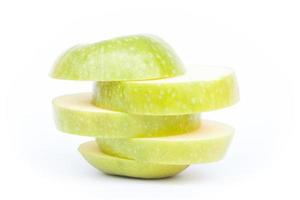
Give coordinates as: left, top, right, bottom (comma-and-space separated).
51, 35, 185, 81
79, 141, 188, 179
96, 120, 234, 165
53, 93, 201, 137
93, 73, 239, 115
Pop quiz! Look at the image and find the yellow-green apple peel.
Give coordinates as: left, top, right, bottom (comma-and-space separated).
53, 93, 201, 137
93, 66, 239, 115
79, 141, 188, 179
97, 120, 234, 165
51, 35, 185, 81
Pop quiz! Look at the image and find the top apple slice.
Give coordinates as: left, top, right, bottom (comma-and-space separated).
50, 35, 185, 81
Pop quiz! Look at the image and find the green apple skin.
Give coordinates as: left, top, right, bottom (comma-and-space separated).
53, 93, 201, 137
93, 68, 239, 115
79, 141, 188, 179
51, 35, 185, 81
97, 120, 234, 165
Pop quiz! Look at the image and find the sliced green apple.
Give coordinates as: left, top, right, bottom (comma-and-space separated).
53, 93, 201, 137
97, 120, 234, 165
93, 66, 239, 115
51, 35, 185, 81
79, 141, 188, 179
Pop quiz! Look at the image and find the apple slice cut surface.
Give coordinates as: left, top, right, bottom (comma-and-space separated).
97, 120, 234, 165
53, 93, 201, 137
93, 66, 239, 115
79, 141, 188, 179
51, 35, 185, 81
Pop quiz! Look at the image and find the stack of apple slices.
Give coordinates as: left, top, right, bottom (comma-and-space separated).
51, 35, 239, 179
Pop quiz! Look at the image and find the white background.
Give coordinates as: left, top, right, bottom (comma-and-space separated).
0, 0, 299, 199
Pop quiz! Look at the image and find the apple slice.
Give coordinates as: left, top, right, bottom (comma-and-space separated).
53, 93, 201, 137
51, 35, 185, 81
93, 66, 239, 115
79, 141, 188, 179
97, 120, 234, 165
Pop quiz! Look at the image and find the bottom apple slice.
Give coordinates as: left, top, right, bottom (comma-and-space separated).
79, 141, 188, 179
97, 120, 234, 165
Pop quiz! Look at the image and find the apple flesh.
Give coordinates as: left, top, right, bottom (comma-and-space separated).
51, 35, 185, 81
53, 93, 201, 137
79, 141, 189, 179
93, 66, 239, 115
96, 120, 234, 165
